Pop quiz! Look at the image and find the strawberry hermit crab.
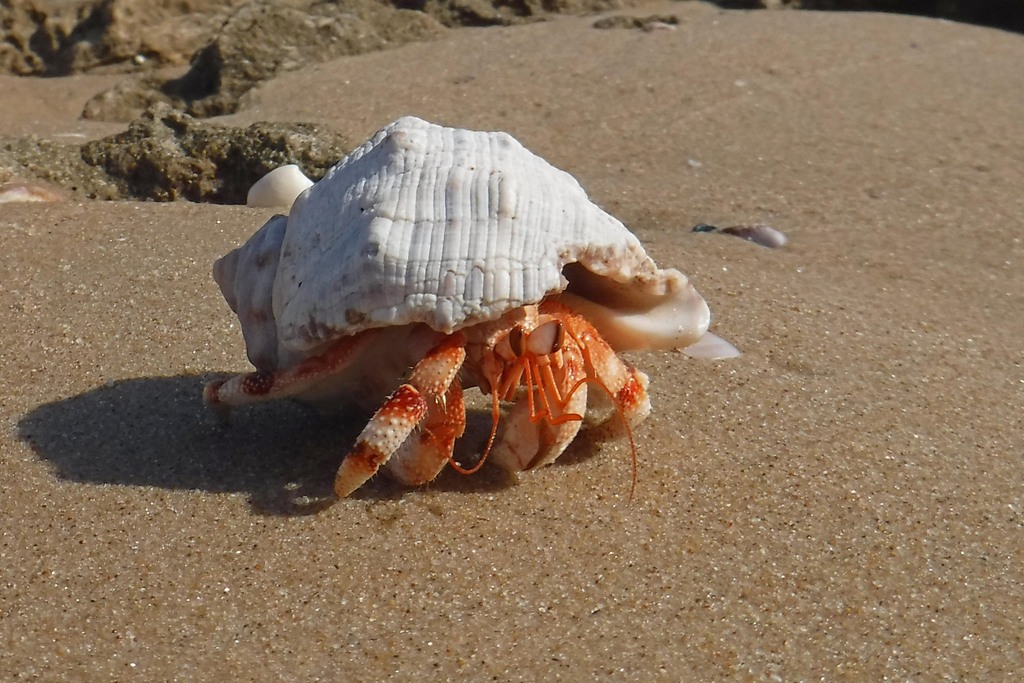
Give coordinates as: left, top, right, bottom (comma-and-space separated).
206, 116, 736, 497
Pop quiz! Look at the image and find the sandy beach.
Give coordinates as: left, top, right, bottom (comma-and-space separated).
2, 2, 1023, 678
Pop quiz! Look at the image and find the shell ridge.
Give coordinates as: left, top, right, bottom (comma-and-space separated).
266, 116, 706, 348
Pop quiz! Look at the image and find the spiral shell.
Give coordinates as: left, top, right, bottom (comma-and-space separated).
215, 117, 714, 362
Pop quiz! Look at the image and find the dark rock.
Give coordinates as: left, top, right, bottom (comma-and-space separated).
0, 0, 83, 75
592, 14, 678, 29
707, 1, 1024, 33
397, 0, 642, 27
78, 104, 351, 203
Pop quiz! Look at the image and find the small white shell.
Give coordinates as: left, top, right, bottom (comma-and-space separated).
246, 164, 313, 208
0, 181, 65, 204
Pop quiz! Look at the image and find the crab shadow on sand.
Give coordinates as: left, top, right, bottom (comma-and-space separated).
17, 374, 606, 516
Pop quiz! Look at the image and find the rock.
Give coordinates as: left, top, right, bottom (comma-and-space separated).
54, 0, 243, 74
79, 104, 351, 203
401, 0, 645, 27
711, 1, 1024, 33
2, 0, 1023, 84
0, 0, 83, 75
0, 107, 351, 203
80, 72, 178, 122
0, 0, 246, 76
82, 0, 447, 120
0, 135, 119, 199
592, 14, 679, 30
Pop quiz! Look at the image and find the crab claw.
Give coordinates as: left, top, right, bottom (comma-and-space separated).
334, 334, 467, 497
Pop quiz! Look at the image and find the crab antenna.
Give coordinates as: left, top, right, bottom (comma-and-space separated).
448, 389, 502, 476
563, 374, 639, 502
449, 355, 531, 476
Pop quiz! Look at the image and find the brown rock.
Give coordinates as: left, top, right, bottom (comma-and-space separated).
0, 0, 84, 75
82, 0, 448, 120
79, 104, 351, 203
80, 71, 177, 122
592, 13, 678, 30
0, 0, 245, 76
52, 0, 245, 74
402, 0, 646, 27
0, 134, 117, 199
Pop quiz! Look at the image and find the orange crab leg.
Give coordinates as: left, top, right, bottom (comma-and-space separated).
203, 328, 378, 419
572, 331, 650, 501
498, 360, 526, 400
524, 360, 543, 422
529, 356, 587, 427
334, 334, 466, 497
538, 359, 564, 405
334, 384, 429, 496
387, 380, 466, 486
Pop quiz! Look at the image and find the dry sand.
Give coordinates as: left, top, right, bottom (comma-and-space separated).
2, 3, 1023, 679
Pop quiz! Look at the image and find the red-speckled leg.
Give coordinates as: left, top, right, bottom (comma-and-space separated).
386, 380, 466, 486
562, 308, 652, 440
334, 334, 466, 497
203, 329, 378, 420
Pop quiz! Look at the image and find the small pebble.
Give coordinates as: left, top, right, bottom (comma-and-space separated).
692, 223, 788, 248
642, 21, 677, 33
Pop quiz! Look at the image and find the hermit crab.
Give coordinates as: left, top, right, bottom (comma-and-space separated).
205, 116, 736, 498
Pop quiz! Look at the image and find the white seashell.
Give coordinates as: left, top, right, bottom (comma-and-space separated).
272, 116, 710, 352
216, 116, 721, 364
642, 21, 677, 33
212, 214, 288, 371
246, 164, 313, 208
0, 181, 65, 204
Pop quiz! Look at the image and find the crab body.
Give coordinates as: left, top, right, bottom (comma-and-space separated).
206, 117, 726, 497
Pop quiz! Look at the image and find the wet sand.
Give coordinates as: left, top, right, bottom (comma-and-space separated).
2, 3, 1022, 678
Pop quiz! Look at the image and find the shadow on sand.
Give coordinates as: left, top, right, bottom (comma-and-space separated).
17, 374, 528, 516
